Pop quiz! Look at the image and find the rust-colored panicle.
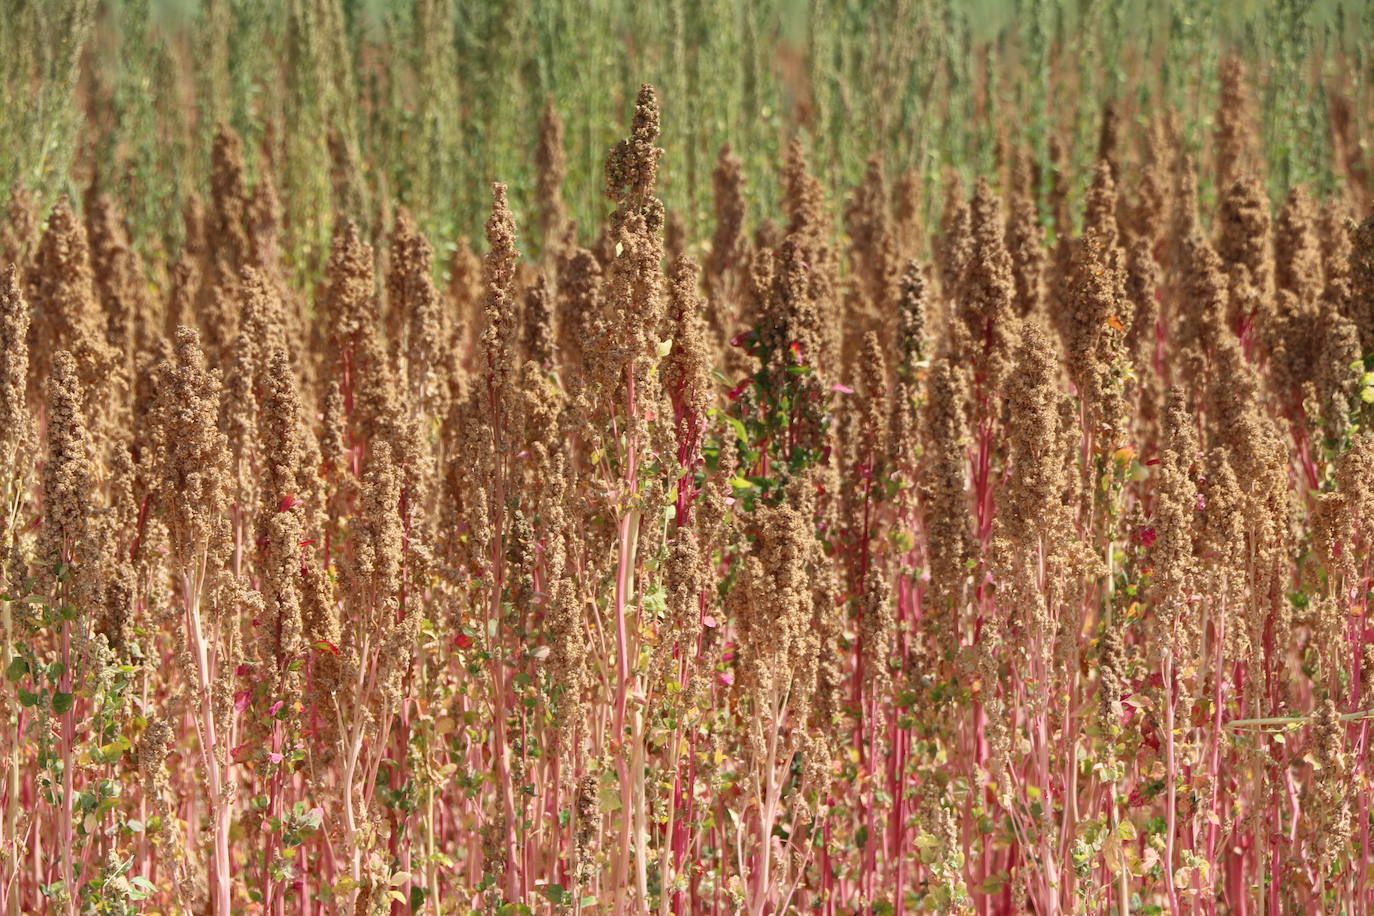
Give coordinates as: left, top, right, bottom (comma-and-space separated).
181, 192, 207, 265
921, 356, 973, 640
955, 177, 1019, 397
781, 137, 830, 247
535, 96, 569, 253
1213, 57, 1254, 192
1348, 214, 1374, 354
350, 439, 403, 635
992, 321, 1077, 713
858, 330, 890, 466
1150, 391, 1201, 656
320, 220, 378, 366
888, 261, 929, 484
1, 182, 38, 277
1175, 234, 1228, 388
936, 176, 971, 305
997, 321, 1068, 544
0, 266, 33, 478
604, 83, 664, 224
1082, 159, 1120, 249
554, 244, 602, 379
892, 166, 923, 259
165, 251, 200, 340
153, 327, 233, 574
844, 155, 899, 313
1319, 199, 1353, 309
1047, 134, 1072, 255
757, 237, 829, 451
1311, 433, 1374, 605
664, 258, 712, 471
779, 138, 839, 346
84, 193, 150, 361
480, 183, 521, 431
1127, 117, 1170, 247
39, 351, 98, 598
543, 451, 589, 746
1216, 175, 1274, 310
1199, 445, 1247, 663
1005, 150, 1045, 318
1206, 337, 1293, 668
387, 207, 447, 416
223, 267, 290, 507
259, 349, 312, 526
28, 197, 116, 393
1274, 186, 1323, 307
247, 163, 283, 274
734, 500, 818, 708
1063, 224, 1133, 442
1096, 98, 1120, 180
599, 87, 668, 425
1124, 238, 1159, 376
1306, 699, 1354, 871
521, 272, 556, 370
210, 123, 252, 276
1166, 153, 1201, 276
706, 143, 748, 299
446, 234, 483, 350
256, 349, 310, 689
196, 259, 240, 367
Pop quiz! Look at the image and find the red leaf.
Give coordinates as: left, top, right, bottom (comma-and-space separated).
455, 633, 474, 649
726, 377, 754, 401
278, 494, 301, 512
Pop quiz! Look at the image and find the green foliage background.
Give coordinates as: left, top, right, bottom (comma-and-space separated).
2, 0, 1370, 278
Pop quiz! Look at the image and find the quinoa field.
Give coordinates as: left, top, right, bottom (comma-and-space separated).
4, 1, 1374, 913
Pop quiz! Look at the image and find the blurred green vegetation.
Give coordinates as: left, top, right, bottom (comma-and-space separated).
1, 0, 1370, 279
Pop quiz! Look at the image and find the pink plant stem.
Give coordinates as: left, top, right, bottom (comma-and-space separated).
184, 562, 232, 916
1163, 651, 1181, 916
484, 365, 523, 905
59, 619, 74, 916
612, 366, 640, 916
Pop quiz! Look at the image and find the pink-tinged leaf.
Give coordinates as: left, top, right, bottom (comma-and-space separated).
278, 494, 301, 512
230, 744, 251, 763
234, 689, 251, 714
717, 671, 734, 687
729, 332, 748, 347
267, 751, 284, 765
702, 615, 718, 629
831, 383, 854, 394
268, 700, 285, 718
311, 640, 340, 657
727, 377, 754, 401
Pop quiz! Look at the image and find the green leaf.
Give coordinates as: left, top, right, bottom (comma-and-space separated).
4, 656, 27, 682
52, 692, 74, 715
537, 882, 569, 905
18, 689, 39, 707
